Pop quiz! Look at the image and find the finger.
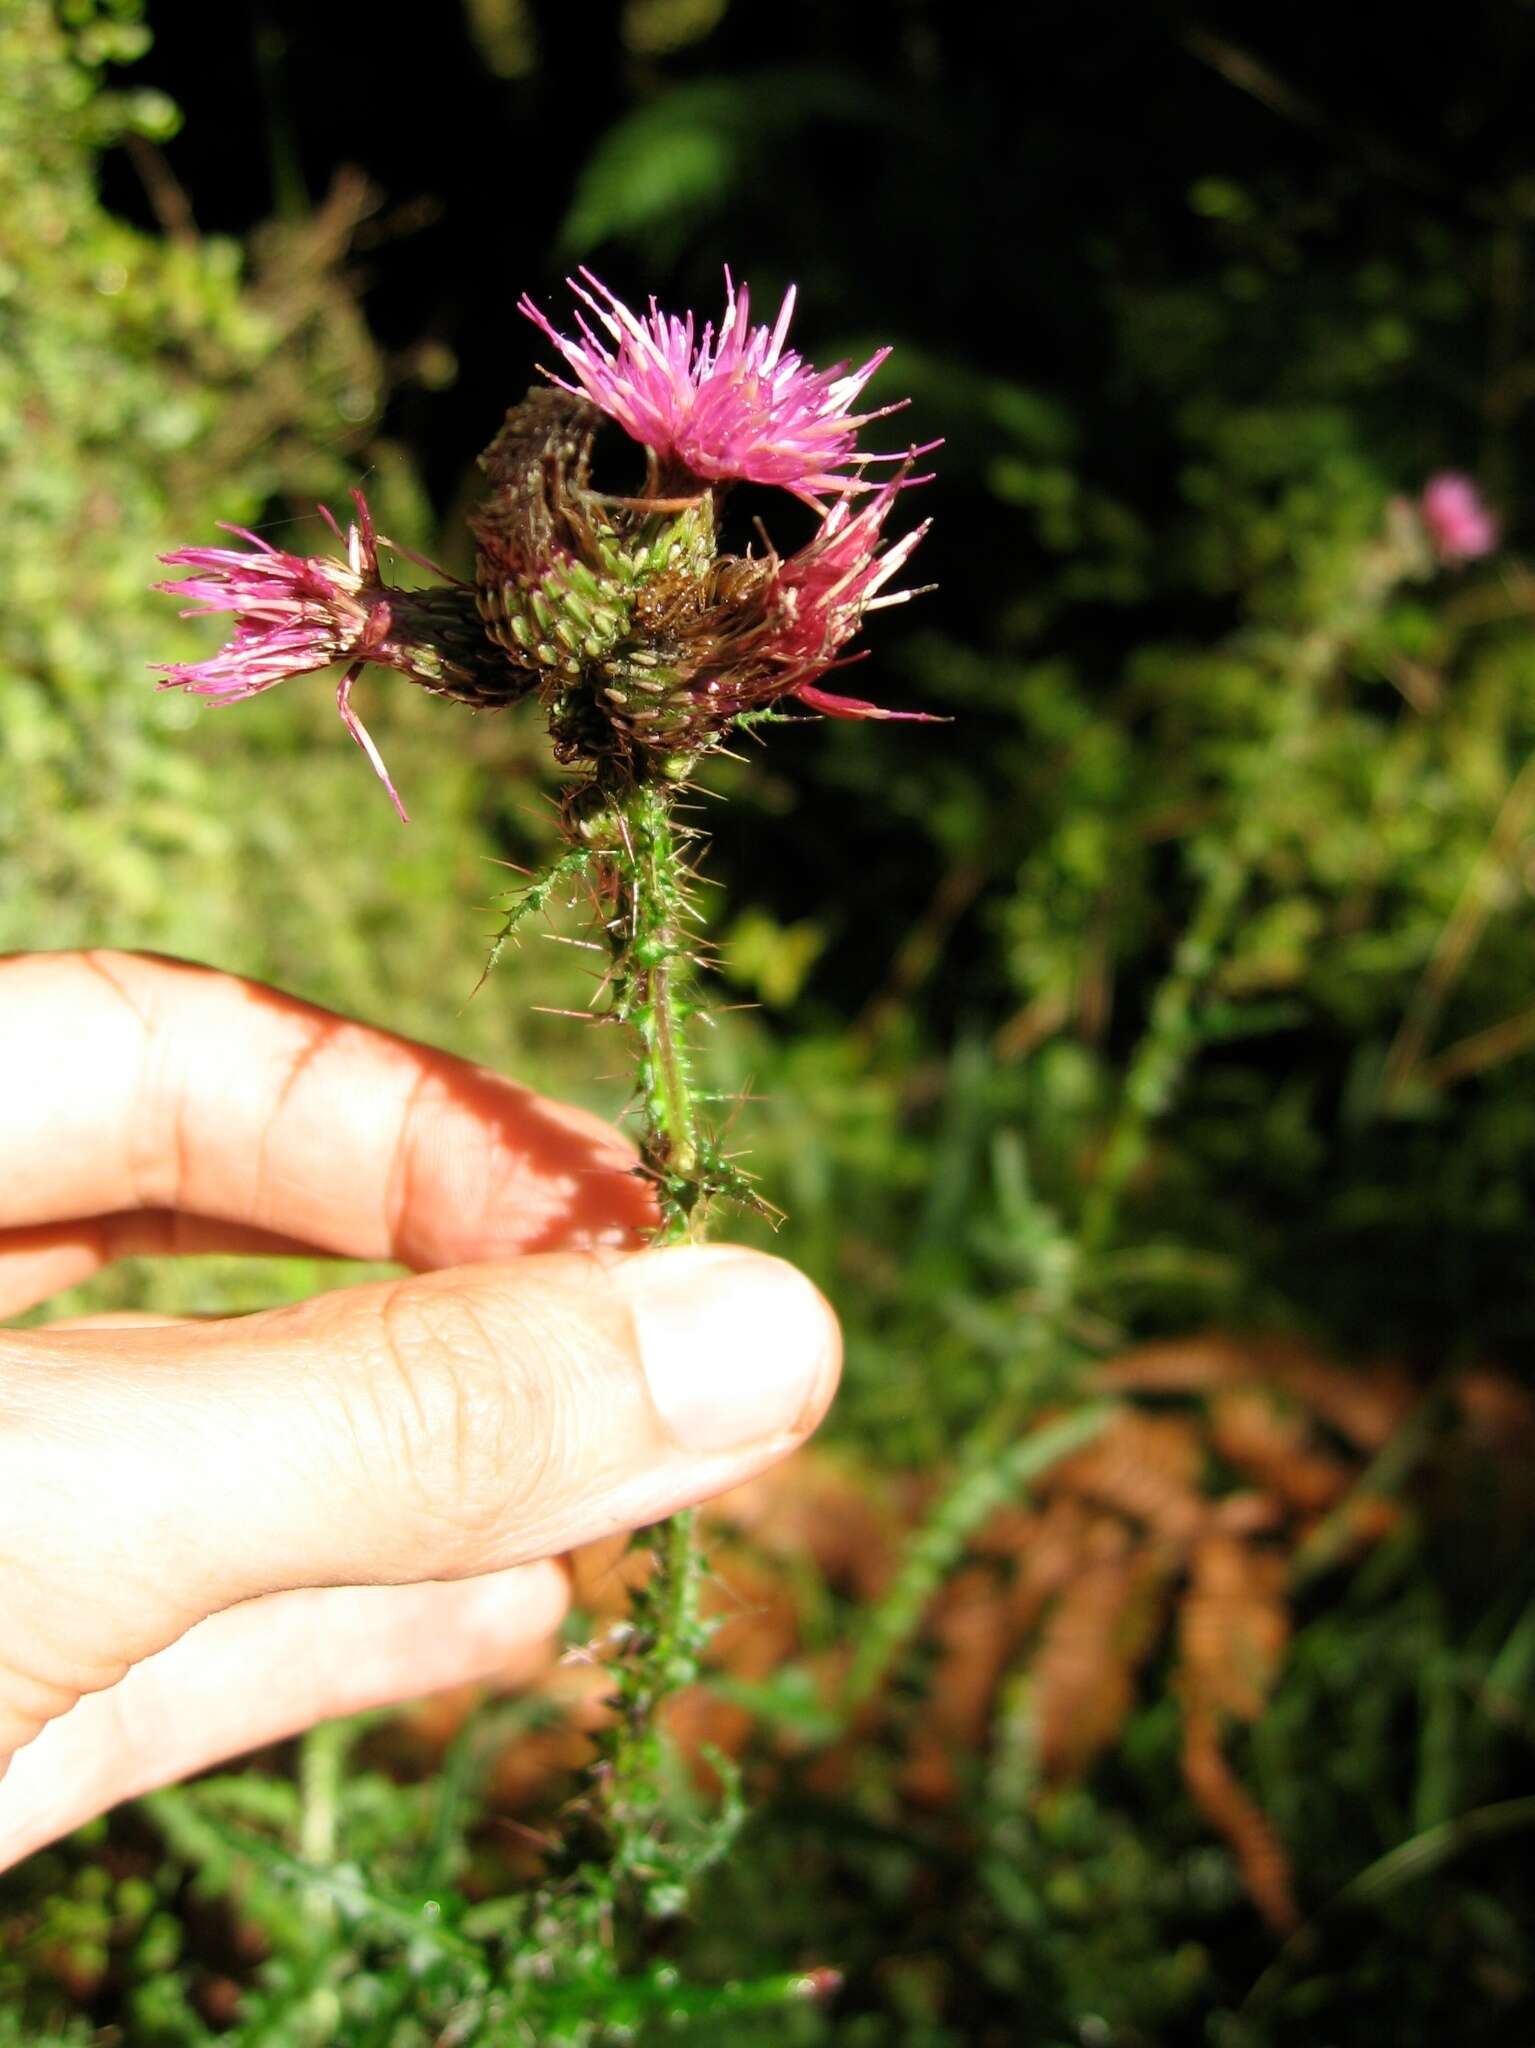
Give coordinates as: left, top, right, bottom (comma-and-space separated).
0, 1563, 569, 1873
0, 950, 654, 1267
0, 1244, 840, 1757
0, 1214, 318, 1321
44, 1310, 196, 1331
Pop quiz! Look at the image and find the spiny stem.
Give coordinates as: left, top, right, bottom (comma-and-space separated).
601, 775, 715, 1240
648, 955, 698, 1187
593, 1499, 712, 1892
602, 1503, 705, 1887
600, 774, 714, 1823
528, 769, 722, 1967
476, 845, 594, 990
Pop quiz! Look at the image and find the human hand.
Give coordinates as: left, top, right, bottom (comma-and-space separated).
0, 952, 839, 1871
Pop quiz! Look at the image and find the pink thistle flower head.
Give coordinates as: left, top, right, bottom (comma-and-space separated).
156, 493, 413, 818
519, 268, 922, 499
769, 476, 938, 721
155, 492, 519, 822
156, 494, 387, 702
1419, 472, 1499, 566
156, 271, 940, 806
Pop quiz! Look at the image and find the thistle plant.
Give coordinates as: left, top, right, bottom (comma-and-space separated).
159, 273, 933, 1239
156, 269, 935, 2012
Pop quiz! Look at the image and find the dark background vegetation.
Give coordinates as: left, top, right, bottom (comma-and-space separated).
5, 0, 1535, 2040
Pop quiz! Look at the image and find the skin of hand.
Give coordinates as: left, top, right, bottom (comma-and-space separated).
0, 951, 840, 1873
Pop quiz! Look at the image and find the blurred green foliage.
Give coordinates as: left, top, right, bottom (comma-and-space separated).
5, 0, 1535, 2040
0, 0, 627, 1318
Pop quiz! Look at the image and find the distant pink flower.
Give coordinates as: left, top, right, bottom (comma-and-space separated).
519, 268, 919, 498
1420, 473, 1498, 565
771, 477, 937, 719
156, 492, 505, 822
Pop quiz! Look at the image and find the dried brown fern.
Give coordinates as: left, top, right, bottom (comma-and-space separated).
1179, 1530, 1289, 1727
1181, 1704, 1299, 1934
1097, 1332, 1414, 1449
901, 1564, 1017, 1805
1044, 1409, 1208, 1542
707, 1452, 903, 1601
1207, 1387, 1354, 1519
932, 1343, 1393, 1922
1031, 1522, 1175, 1776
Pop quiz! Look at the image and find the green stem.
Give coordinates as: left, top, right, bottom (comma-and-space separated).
603, 1505, 705, 1892
839, 1402, 1116, 1718
645, 953, 699, 1231
1077, 832, 1251, 1257
297, 1719, 345, 1868
295, 1717, 352, 1936
542, 771, 720, 1945
607, 776, 707, 1240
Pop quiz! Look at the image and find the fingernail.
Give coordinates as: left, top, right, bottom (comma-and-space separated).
615, 1246, 840, 1454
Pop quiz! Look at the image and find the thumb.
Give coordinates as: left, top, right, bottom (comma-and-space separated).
0, 1246, 839, 1752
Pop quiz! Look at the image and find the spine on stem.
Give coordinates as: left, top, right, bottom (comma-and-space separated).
531, 768, 722, 1948
605, 777, 705, 1243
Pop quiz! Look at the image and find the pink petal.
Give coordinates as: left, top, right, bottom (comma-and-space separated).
793, 681, 942, 721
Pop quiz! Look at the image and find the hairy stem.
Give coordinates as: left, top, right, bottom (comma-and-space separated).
602, 1504, 705, 1897
648, 957, 699, 1186
544, 771, 721, 1948
605, 775, 708, 1241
